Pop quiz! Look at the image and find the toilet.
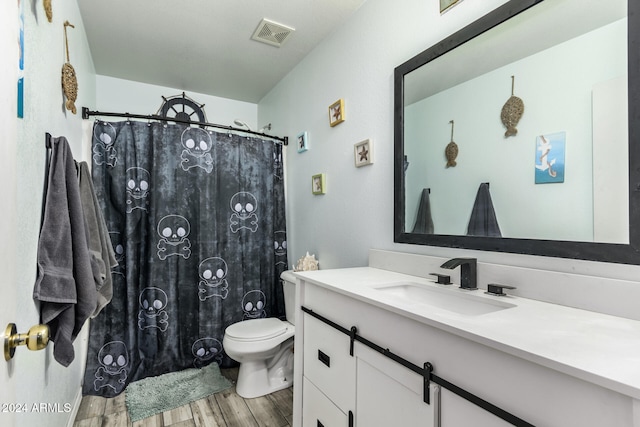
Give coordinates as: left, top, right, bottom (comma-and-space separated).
223, 270, 296, 399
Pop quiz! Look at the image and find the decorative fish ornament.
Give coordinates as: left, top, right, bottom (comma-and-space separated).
62, 21, 78, 114
501, 75, 524, 137
62, 63, 77, 114
445, 119, 458, 168
44, 0, 52, 22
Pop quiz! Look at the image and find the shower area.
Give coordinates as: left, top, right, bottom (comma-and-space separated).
81, 97, 288, 398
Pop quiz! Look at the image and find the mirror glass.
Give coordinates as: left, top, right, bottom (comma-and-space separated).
395, 0, 640, 263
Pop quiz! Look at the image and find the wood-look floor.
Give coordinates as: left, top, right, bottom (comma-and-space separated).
73, 368, 293, 427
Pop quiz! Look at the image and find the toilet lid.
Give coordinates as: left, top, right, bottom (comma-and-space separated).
225, 318, 288, 342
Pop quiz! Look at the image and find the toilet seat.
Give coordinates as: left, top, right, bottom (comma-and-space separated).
225, 318, 288, 342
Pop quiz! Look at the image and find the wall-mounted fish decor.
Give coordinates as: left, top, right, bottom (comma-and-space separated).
445, 119, 458, 168
62, 21, 78, 114
44, 0, 52, 22
501, 75, 524, 137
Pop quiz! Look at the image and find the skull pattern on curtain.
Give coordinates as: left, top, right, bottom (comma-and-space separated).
82, 120, 287, 397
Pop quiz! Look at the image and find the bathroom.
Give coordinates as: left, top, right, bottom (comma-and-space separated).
1, 0, 638, 426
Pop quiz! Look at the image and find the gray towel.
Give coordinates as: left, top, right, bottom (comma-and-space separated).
78, 161, 118, 317
411, 188, 434, 234
466, 183, 502, 237
33, 136, 97, 366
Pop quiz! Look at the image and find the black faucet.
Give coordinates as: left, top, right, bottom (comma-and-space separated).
440, 258, 477, 290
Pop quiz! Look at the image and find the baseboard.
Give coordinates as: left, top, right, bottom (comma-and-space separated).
65, 387, 83, 427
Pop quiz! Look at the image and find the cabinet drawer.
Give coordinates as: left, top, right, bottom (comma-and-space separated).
303, 313, 355, 412
303, 376, 349, 427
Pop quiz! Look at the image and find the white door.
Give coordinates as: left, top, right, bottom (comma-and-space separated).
1, 1, 25, 426
0, 1, 20, 425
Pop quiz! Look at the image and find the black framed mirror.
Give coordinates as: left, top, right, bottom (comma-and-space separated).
394, 0, 640, 264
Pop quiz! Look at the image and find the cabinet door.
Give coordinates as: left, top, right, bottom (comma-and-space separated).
355, 345, 439, 427
303, 314, 356, 412
440, 390, 512, 427
303, 377, 349, 427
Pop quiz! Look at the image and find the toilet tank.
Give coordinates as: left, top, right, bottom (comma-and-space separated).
280, 270, 296, 325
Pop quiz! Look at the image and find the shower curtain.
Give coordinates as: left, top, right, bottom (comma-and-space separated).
82, 120, 287, 397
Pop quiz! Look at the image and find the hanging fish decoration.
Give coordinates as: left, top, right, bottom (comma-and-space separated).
501, 75, 524, 137
43, 0, 52, 22
62, 21, 78, 114
445, 119, 458, 168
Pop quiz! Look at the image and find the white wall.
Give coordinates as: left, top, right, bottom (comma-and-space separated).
259, 0, 527, 268
96, 75, 258, 131
259, 0, 640, 318
1, 0, 96, 426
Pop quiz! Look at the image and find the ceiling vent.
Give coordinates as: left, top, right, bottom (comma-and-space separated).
251, 18, 295, 48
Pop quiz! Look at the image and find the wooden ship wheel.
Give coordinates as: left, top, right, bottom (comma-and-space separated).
157, 92, 207, 125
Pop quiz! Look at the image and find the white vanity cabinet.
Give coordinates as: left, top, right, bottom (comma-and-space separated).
298, 281, 439, 427
293, 271, 640, 427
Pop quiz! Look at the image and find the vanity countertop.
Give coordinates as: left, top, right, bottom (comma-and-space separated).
294, 267, 640, 400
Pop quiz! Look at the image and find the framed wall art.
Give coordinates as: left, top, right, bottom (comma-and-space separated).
312, 173, 326, 195
535, 132, 565, 184
354, 139, 373, 167
297, 131, 309, 153
17, 0, 24, 118
440, 0, 463, 13
328, 99, 345, 127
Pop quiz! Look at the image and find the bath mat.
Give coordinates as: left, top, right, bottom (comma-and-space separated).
125, 363, 232, 422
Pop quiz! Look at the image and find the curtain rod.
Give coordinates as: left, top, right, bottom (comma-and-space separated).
81, 107, 288, 145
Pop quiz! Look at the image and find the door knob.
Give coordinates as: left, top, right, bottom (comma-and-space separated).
4, 323, 50, 361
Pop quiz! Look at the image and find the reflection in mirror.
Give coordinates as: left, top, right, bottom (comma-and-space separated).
394, 0, 640, 264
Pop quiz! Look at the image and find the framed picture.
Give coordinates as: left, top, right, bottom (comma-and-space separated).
535, 132, 565, 184
328, 99, 345, 127
17, 0, 24, 118
354, 139, 373, 167
312, 173, 326, 195
297, 131, 309, 153
440, 0, 462, 13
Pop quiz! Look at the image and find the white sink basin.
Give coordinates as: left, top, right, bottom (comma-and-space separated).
373, 282, 515, 316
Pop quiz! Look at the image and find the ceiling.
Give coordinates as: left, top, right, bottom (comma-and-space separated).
78, 0, 367, 104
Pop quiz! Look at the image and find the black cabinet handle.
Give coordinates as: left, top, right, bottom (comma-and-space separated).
349, 410, 354, 427
317, 420, 324, 427
318, 349, 331, 367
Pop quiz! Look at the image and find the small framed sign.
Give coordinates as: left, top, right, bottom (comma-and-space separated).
354, 139, 373, 167
535, 132, 565, 184
329, 99, 345, 127
440, 0, 462, 13
312, 173, 326, 195
297, 131, 309, 153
